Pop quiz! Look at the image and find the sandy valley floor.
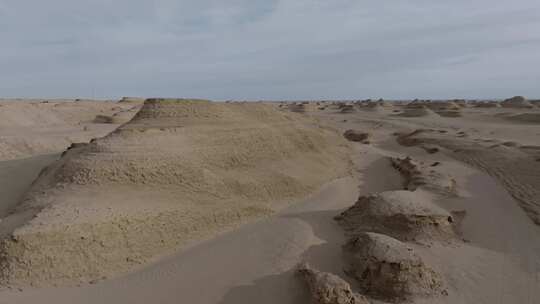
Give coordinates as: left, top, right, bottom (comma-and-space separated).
0, 98, 539, 303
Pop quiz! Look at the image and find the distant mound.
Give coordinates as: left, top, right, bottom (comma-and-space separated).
423, 101, 462, 117
425, 101, 461, 111
396, 104, 439, 118
118, 97, 145, 104
338, 104, 356, 113
451, 99, 467, 107
0, 99, 351, 286
287, 103, 306, 113
501, 96, 534, 108
473, 101, 500, 108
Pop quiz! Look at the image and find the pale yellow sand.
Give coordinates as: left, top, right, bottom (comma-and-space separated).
1, 99, 539, 303
0, 99, 141, 161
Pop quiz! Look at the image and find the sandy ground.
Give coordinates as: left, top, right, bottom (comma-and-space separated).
0, 98, 539, 303
0, 98, 141, 161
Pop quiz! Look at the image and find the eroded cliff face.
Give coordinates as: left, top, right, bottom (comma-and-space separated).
0, 99, 352, 287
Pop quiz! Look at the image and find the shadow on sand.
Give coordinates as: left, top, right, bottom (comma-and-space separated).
218, 209, 351, 304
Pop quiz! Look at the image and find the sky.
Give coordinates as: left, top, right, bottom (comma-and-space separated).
1, 0, 539, 100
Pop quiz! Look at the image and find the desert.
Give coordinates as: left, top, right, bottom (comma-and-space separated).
0, 97, 538, 303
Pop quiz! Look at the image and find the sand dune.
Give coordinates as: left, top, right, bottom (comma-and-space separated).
335, 190, 455, 242
343, 232, 444, 301
0, 99, 351, 286
501, 96, 535, 108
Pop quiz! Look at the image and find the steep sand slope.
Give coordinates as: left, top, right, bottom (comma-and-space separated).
0, 99, 141, 161
0, 99, 351, 287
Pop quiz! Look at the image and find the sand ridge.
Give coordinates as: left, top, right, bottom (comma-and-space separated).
0, 99, 352, 287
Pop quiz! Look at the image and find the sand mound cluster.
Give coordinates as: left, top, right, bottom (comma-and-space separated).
297, 263, 369, 304
395, 128, 540, 225
356, 101, 395, 115
283, 102, 321, 113
331, 134, 457, 301
425, 101, 460, 110
501, 96, 534, 108
472, 101, 500, 108
339, 105, 356, 113
434, 109, 461, 117
391, 156, 457, 196
0, 99, 351, 287
396, 102, 439, 118
335, 190, 455, 242
288, 103, 307, 113
407, 101, 462, 117
343, 232, 443, 301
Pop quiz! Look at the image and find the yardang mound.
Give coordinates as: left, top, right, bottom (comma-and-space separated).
335, 190, 455, 242
343, 232, 444, 301
0, 98, 352, 287
297, 263, 369, 304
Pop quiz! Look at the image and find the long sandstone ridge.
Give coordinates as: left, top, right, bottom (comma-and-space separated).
0, 99, 352, 287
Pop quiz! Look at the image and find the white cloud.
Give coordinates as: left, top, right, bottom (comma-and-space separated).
0, 0, 539, 99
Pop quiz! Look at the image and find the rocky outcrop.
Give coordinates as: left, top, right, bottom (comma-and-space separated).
335, 191, 455, 242
343, 130, 370, 144
343, 232, 444, 301
501, 96, 534, 108
391, 156, 457, 196
0, 99, 352, 287
297, 263, 369, 304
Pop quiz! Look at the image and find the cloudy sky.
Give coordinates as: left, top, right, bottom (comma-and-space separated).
1, 0, 539, 100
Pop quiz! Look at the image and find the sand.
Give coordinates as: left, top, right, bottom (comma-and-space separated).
0, 98, 539, 303
0, 99, 141, 161
0, 99, 351, 286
